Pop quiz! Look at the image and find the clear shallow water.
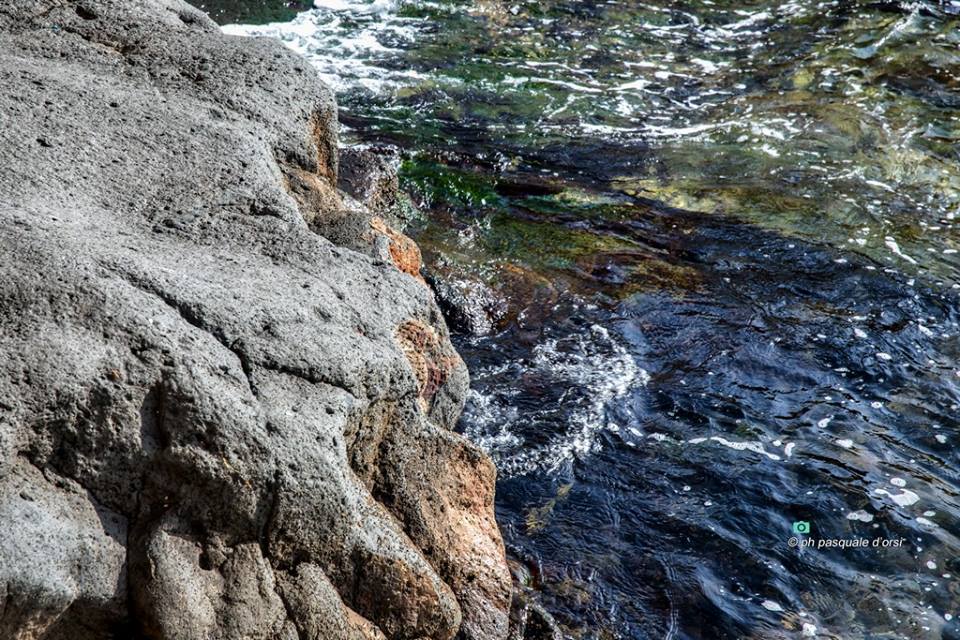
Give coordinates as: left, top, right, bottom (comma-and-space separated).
226, 2, 960, 638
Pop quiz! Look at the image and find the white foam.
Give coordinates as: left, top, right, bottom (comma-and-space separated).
709, 436, 781, 461
222, 0, 423, 94
690, 57, 721, 73
761, 599, 784, 612
846, 510, 873, 522
462, 324, 647, 476
874, 487, 920, 507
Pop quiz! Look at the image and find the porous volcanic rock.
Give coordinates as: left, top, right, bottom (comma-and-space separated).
0, 1, 510, 638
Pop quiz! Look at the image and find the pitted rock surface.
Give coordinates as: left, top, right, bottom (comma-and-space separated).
0, 1, 510, 638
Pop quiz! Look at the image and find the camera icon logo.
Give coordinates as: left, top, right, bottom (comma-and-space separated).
792, 521, 811, 534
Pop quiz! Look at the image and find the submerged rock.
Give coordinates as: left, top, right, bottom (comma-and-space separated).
427, 274, 507, 337
508, 589, 563, 640
0, 1, 510, 638
338, 146, 405, 227
197, 0, 312, 26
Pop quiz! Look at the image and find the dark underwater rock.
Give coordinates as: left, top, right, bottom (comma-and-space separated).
427, 274, 508, 337
196, 0, 312, 26
338, 146, 404, 226
508, 589, 564, 640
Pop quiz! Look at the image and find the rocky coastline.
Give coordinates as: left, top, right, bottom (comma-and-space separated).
0, 1, 511, 638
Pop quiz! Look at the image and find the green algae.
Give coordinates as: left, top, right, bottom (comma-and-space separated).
401, 155, 703, 299
400, 158, 503, 211
331, 0, 960, 285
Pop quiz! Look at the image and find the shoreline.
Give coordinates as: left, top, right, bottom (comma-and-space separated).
0, 1, 513, 638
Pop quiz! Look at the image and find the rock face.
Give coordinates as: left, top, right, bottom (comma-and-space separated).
0, 2, 511, 639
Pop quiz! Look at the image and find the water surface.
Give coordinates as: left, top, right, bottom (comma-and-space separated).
225, 2, 960, 638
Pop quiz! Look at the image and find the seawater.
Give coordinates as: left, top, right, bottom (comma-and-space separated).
225, 2, 960, 638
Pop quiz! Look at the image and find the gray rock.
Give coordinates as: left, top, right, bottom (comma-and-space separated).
0, 1, 510, 638
0, 461, 127, 639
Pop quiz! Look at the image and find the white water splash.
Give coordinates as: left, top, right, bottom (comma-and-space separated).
222, 0, 424, 94
463, 324, 648, 476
